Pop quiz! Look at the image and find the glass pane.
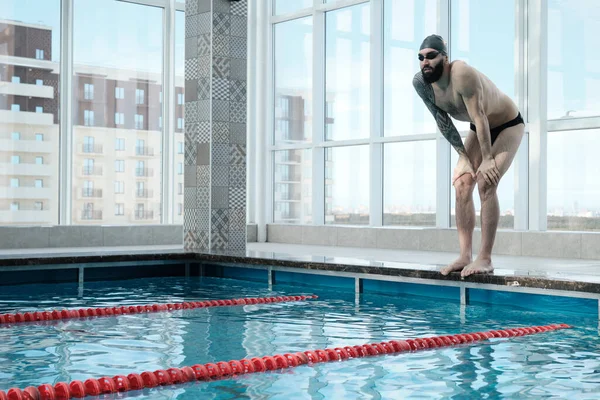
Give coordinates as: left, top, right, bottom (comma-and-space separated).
325, 145, 369, 225
273, 149, 312, 224
73, 0, 163, 225
548, 130, 600, 230
384, 0, 438, 136
0, 1, 61, 225
548, 0, 600, 119
274, 0, 313, 15
274, 17, 313, 145
174, 10, 185, 225
325, 4, 370, 141
384, 141, 436, 226
450, 149, 515, 229
450, 0, 516, 131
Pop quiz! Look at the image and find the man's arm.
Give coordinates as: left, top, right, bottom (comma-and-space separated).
412, 73, 467, 158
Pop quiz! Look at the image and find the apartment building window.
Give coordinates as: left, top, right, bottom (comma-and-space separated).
11, 104, 19, 111
178, 183, 183, 195
83, 136, 95, 153
10, 179, 19, 188
159, 116, 162, 128
134, 114, 144, 130
178, 203, 183, 215
35, 134, 43, 141
115, 112, 124, 125
10, 202, 19, 211
36, 106, 43, 113
84, 110, 94, 126
115, 160, 125, 173
84, 158, 94, 175
159, 91, 163, 103
34, 202, 43, 211
84, 83, 94, 100
136, 181, 145, 196
83, 203, 94, 220
36, 79, 43, 86
36, 157, 43, 165
177, 118, 183, 130
114, 181, 124, 194
178, 163, 183, 175
115, 203, 124, 216
11, 132, 20, 140
35, 49, 44, 59
11, 155, 20, 164
115, 87, 124, 99
83, 180, 93, 197
177, 93, 183, 105
136, 160, 145, 176
178, 141, 184, 154
11, 76, 20, 84
115, 138, 125, 151
35, 179, 43, 188
135, 89, 145, 105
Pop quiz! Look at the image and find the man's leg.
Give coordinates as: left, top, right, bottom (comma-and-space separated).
441, 130, 481, 275
462, 124, 524, 277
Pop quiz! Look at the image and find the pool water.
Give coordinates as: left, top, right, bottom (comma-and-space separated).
1, 276, 599, 399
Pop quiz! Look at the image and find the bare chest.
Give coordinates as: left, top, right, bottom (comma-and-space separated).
433, 87, 470, 121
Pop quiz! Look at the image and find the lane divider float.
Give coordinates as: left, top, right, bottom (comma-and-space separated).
0, 295, 318, 326
0, 323, 571, 399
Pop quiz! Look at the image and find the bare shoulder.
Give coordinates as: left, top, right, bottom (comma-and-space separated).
450, 61, 481, 94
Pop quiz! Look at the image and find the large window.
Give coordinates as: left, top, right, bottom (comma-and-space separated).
274, 0, 312, 15
325, 4, 370, 141
0, 1, 61, 225
274, 17, 313, 145
173, 10, 185, 225
73, 0, 163, 225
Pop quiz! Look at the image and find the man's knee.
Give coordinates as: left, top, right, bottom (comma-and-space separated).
454, 174, 476, 199
477, 174, 497, 201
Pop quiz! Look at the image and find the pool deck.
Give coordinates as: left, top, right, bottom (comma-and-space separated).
1, 242, 600, 299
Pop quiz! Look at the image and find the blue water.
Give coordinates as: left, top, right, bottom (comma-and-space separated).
1, 276, 599, 399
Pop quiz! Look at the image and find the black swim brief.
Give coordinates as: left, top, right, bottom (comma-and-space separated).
469, 112, 524, 145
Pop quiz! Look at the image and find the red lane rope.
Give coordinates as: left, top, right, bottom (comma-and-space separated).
0, 295, 318, 327
0, 323, 571, 400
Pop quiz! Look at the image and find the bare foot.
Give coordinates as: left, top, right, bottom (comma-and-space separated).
461, 258, 494, 277
440, 256, 472, 276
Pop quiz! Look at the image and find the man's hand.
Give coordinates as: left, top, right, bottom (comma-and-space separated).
452, 155, 476, 185
477, 157, 500, 186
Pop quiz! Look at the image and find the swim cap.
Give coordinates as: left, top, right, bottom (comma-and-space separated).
419, 34, 447, 55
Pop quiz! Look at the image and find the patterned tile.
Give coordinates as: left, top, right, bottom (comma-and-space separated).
197, 186, 210, 205
229, 187, 245, 209
230, 36, 247, 59
213, 143, 230, 165
230, 59, 247, 81
184, 211, 196, 231
185, 79, 197, 102
212, 165, 229, 186
197, 165, 210, 186
213, 13, 230, 36
212, 100, 230, 122
230, 123, 246, 144
229, 207, 246, 230
198, 100, 211, 121
198, 0, 211, 13
213, 34, 230, 57
184, 165, 197, 187
229, 164, 246, 187
211, 230, 228, 251
230, 101, 246, 123
198, 208, 210, 230
230, 80, 246, 103
230, 144, 246, 164
213, 77, 229, 101
198, 34, 211, 56
198, 78, 210, 100
198, 12, 211, 34
184, 229, 198, 250
213, 57, 230, 79
230, 15, 247, 38
186, 0, 198, 15
213, 0, 230, 14
185, 101, 199, 123
185, 58, 199, 80
184, 140, 197, 165
185, 37, 197, 59
199, 121, 211, 142
199, 56, 211, 78
229, 231, 246, 251
230, 0, 247, 16
196, 143, 210, 165
197, 230, 209, 251
211, 208, 229, 230
213, 122, 229, 143
211, 187, 229, 208
185, 14, 199, 38
185, 187, 197, 209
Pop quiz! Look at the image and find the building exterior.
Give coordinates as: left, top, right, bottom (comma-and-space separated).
0, 19, 184, 225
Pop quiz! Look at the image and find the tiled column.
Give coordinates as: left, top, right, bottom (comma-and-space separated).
184, 0, 247, 252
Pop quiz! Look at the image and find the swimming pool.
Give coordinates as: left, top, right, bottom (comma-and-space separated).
0, 275, 598, 399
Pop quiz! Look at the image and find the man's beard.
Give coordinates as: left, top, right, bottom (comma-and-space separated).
421, 62, 444, 83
